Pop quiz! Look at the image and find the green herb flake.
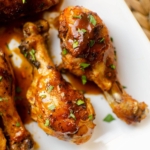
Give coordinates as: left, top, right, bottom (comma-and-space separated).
76, 99, 85, 105
0, 76, 3, 81
122, 85, 127, 89
48, 104, 56, 111
88, 15, 97, 26
79, 90, 86, 94
81, 75, 87, 85
24, 52, 28, 57
44, 119, 50, 127
6, 43, 10, 50
73, 40, 79, 49
22, 0, 26, 4
0, 112, 3, 116
47, 85, 54, 93
88, 115, 94, 121
69, 111, 76, 120
72, 15, 82, 19
16, 86, 22, 93
0, 97, 8, 102
103, 114, 115, 122
62, 49, 68, 55
110, 37, 113, 42
29, 49, 36, 61
78, 28, 87, 34
80, 63, 90, 71
99, 37, 105, 43
16, 122, 20, 127
80, 63, 90, 69
110, 64, 116, 69
0, 97, 3, 101
40, 94, 47, 99
89, 40, 95, 47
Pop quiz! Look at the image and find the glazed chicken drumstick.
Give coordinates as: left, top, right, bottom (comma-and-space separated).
58, 6, 148, 124
19, 20, 95, 144
0, 50, 33, 150
0, 0, 59, 22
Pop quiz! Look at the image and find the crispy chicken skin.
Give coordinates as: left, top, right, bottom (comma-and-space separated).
19, 20, 95, 144
0, 50, 33, 150
0, 0, 59, 22
58, 6, 148, 124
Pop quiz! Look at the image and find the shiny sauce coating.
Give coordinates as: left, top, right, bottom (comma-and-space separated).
0, 1, 100, 125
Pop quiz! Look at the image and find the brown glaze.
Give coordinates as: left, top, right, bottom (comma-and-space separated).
59, 6, 116, 91
0, 40, 33, 149
18, 20, 95, 144
58, 6, 148, 124
0, 0, 59, 23
13, 50, 33, 124
0, 23, 33, 124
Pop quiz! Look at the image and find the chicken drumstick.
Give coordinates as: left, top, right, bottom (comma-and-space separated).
58, 6, 148, 124
0, 49, 33, 150
19, 20, 95, 144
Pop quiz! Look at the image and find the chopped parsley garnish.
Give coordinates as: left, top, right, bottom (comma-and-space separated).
47, 85, 54, 93
40, 94, 47, 99
72, 15, 82, 19
16, 86, 22, 93
16, 122, 20, 127
76, 100, 85, 105
89, 40, 95, 47
24, 52, 28, 57
88, 15, 97, 26
114, 50, 117, 56
88, 115, 94, 121
48, 104, 55, 111
99, 37, 105, 43
22, 0, 26, 4
103, 114, 115, 122
0, 97, 7, 102
78, 28, 87, 34
44, 119, 50, 127
81, 75, 87, 85
110, 37, 113, 42
122, 85, 127, 89
79, 90, 86, 94
6, 43, 10, 50
62, 49, 68, 55
80, 63, 90, 69
0, 76, 3, 81
73, 40, 79, 49
110, 64, 116, 69
29, 49, 36, 61
69, 111, 76, 120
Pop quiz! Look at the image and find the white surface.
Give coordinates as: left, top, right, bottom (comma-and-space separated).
25, 0, 150, 150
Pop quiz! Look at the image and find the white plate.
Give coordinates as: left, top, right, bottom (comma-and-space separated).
23, 0, 150, 149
